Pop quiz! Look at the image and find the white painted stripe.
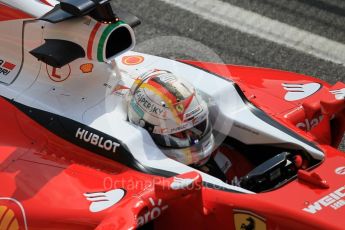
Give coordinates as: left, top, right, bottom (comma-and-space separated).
160, 0, 345, 66
0, 0, 52, 17
149, 197, 155, 206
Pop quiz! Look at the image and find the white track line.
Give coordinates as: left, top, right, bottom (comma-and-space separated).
160, 0, 345, 66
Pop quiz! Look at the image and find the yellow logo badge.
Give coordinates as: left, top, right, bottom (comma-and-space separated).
175, 104, 184, 113
234, 210, 267, 230
0, 198, 27, 230
0, 206, 19, 230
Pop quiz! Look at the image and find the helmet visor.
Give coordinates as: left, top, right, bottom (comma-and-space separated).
151, 118, 211, 148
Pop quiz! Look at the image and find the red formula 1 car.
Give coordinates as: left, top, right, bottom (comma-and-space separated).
0, 0, 345, 229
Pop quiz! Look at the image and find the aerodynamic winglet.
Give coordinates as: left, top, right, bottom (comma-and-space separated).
30, 39, 85, 68
39, 0, 141, 28
40, 4, 75, 23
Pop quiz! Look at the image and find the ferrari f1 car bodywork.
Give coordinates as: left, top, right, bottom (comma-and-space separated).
0, 0, 344, 229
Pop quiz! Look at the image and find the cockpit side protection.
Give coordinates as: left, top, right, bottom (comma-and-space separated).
180, 61, 323, 154
5, 97, 176, 177
5, 98, 244, 193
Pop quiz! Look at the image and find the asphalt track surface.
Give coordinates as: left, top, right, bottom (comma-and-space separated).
112, 0, 345, 151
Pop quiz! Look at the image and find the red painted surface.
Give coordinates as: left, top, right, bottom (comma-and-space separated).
0, 57, 344, 229
38, 0, 52, 6
2, 61, 16, 70
1, 74, 345, 229
0, 4, 32, 21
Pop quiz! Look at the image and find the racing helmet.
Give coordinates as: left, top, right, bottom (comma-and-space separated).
127, 70, 214, 165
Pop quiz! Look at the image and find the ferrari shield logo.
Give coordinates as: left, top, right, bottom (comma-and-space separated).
234, 210, 266, 230
175, 104, 184, 113
0, 198, 28, 230
0, 206, 19, 230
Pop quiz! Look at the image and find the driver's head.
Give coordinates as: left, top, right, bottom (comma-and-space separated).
127, 70, 214, 165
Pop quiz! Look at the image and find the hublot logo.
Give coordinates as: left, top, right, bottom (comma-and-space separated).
75, 128, 120, 153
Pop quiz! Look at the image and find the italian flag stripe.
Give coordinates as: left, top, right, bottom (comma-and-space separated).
97, 21, 124, 62
87, 22, 102, 60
